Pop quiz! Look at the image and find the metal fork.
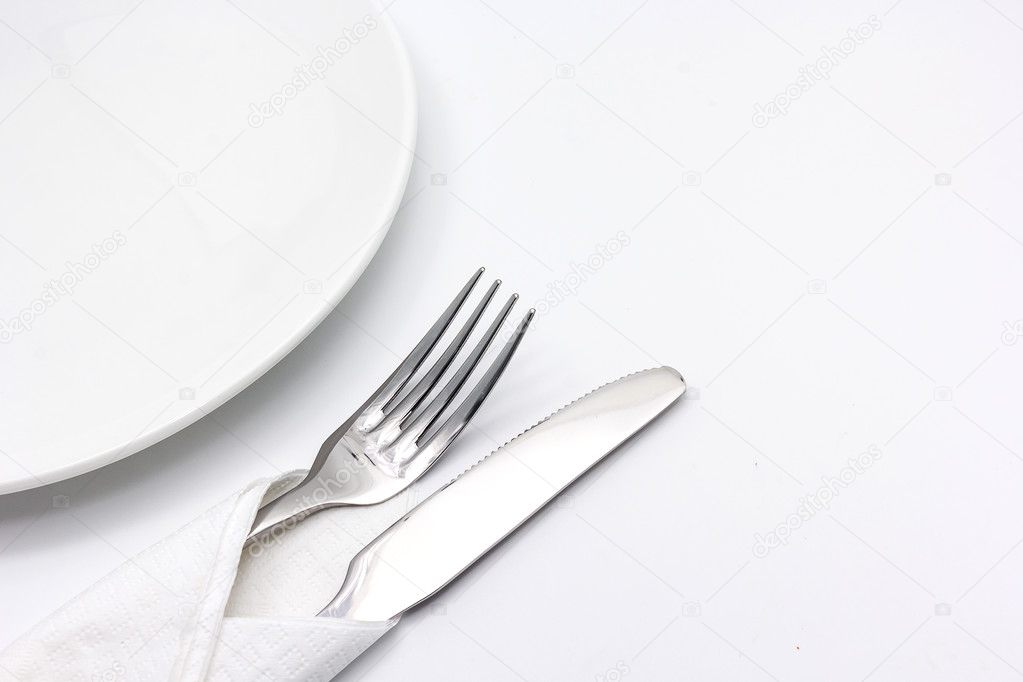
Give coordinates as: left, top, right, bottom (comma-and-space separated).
247, 268, 533, 541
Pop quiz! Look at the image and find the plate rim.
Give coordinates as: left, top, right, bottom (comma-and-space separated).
0, 4, 418, 494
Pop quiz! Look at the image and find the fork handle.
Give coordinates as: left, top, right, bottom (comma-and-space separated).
246, 470, 360, 541
247, 480, 318, 541
246, 464, 402, 542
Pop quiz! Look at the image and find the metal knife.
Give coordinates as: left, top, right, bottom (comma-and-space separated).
319, 366, 686, 622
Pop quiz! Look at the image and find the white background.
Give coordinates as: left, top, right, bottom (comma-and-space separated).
4, 0, 1023, 680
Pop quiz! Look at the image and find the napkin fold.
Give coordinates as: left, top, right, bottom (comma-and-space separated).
0, 474, 417, 681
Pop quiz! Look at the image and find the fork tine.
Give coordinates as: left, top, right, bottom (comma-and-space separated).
400, 308, 534, 475
390, 293, 518, 450
357, 268, 484, 430
372, 279, 501, 437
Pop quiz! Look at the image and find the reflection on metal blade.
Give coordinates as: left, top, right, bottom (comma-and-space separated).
321, 367, 686, 622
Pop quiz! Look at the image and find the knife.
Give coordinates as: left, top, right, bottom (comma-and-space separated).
319, 366, 685, 623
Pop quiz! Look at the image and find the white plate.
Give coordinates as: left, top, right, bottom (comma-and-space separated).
0, 1, 416, 493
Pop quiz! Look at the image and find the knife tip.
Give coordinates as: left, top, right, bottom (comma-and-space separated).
657, 365, 687, 399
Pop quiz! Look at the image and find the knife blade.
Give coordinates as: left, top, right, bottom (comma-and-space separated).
319, 366, 686, 622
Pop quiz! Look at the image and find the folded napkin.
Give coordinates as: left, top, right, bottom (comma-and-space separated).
0, 473, 418, 681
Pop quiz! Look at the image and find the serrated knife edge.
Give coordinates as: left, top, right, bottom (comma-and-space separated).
320, 366, 686, 622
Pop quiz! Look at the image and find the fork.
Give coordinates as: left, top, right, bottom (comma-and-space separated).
247, 268, 533, 541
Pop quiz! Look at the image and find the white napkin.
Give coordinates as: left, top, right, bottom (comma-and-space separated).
0, 473, 419, 681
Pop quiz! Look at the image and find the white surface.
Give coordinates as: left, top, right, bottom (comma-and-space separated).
0, 0, 415, 492
3, 0, 1023, 680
